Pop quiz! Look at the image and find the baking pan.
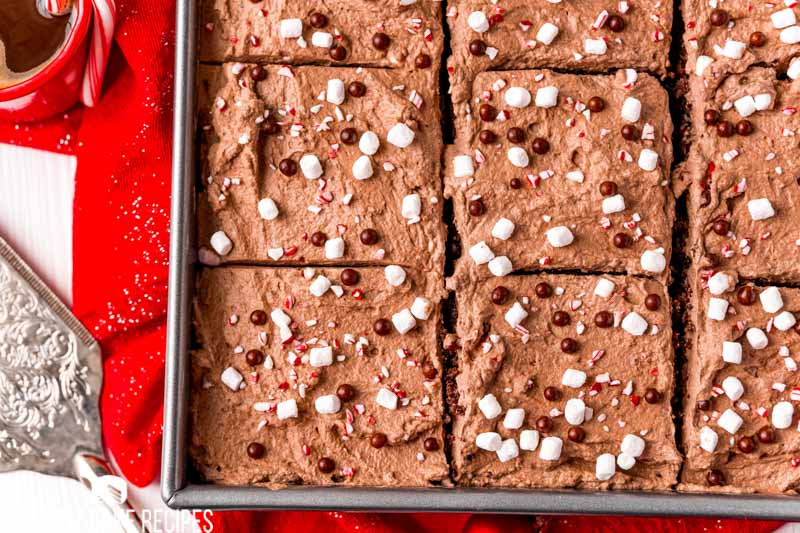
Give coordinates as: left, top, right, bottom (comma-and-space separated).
162, 0, 800, 517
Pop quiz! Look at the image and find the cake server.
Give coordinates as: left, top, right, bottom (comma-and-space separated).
0, 236, 144, 532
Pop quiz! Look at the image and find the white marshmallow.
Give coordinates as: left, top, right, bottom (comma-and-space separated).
221, 367, 243, 391
734, 95, 756, 118
401, 193, 422, 219
722, 376, 745, 401
387, 123, 415, 148
564, 398, 586, 425
602, 194, 626, 214
311, 31, 333, 48
617, 453, 636, 471
781, 25, 800, 44
410, 297, 433, 320
708, 272, 731, 295
695, 55, 714, 76
720, 39, 746, 59
358, 131, 380, 155
505, 302, 529, 328
747, 198, 776, 221
772, 8, 798, 29
722, 341, 743, 364
594, 278, 616, 298
707, 297, 730, 321
746, 327, 768, 350
469, 241, 495, 265
546, 226, 574, 248
476, 432, 502, 451
699, 426, 719, 453
210, 231, 233, 256
467, 11, 490, 32
352, 155, 374, 180
504, 87, 532, 108
596, 453, 616, 481
385, 265, 407, 287
774, 311, 797, 331
326, 79, 345, 105
717, 408, 743, 434
279, 18, 303, 39
300, 154, 324, 179
621, 434, 646, 458
309, 346, 333, 367
488, 256, 513, 277
453, 155, 475, 178
638, 149, 659, 171
392, 308, 417, 334
478, 394, 503, 419
376, 388, 398, 410
277, 399, 298, 420
754, 93, 772, 111
621, 312, 648, 336
566, 169, 585, 183
641, 249, 666, 273
270, 308, 291, 327
535, 86, 559, 108
257, 198, 279, 220
309, 275, 332, 297
772, 401, 795, 429
536, 22, 559, 45
539, 436, 563, 461
324, 237, 345, 259
503, 408, 526, 429
562, 368, 587, 389
760, 286, 784, 313
315, 394, 341, 414
519, 429, 540, 451
507, 147, 530, 167
584, 38, 607, 55
621, 97, 642, 122
492, 218, 516, 240
497, 439, 520, 462
789, 57, 800, 80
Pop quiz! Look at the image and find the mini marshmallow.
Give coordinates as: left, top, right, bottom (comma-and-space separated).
562, 368, 587, 389
519, 429, 540, 451
641, 249, 666, 273
299, 154, 323, 179
707, 272, 731, 295
772, 401, 795, 429
733, 95, 756, 117
315, 394, 341, 414
326, 79, 345, 105
385, 265, 407, 287
478, 393, 502, 419
505, 302, 529, 328
620, 434, 645, 458
309, 275, 332, 297
707, 297, 730, 321
722, 341, 743, 364
277, 398, 298, 420
772, 8, 797, 29
469, 241, 495, 265
621, 312, 648, 336
536, 22, 559, 45
270, 308, 291, 327
535, 86, 559, 108
258, 198, 279, 220
476, 432, 502, 451
617, 453, 636, 471
492, 218, 515, 240
468, 11, 490, 32
324, 237, 345, 259
699, 426, 719, 453
504, 87, 532, 108
497, 439, 520, 463
376, 388, 398, 410
309, 346, 333, 367
722, 376, 744, 401
546, 226, 574, 248
488, 256, 513, 277
747, 198, 776, 221
311, 31, 333, 48
410, 297, 433, 320
760, 286, 784, 313
594, 278, 616, 298
695, 55, 714, 76
221, 367, 243, 391
359, 131, 380, 155
564, 398, 586, 425
401, 193, 422, 219
774, 311, 797, 331
503, 408, 526, 429
210, 230, 233, 256
566, 169, 585, 183
754, 93, 772, 111
539, 436, 563, 461
584, 38, 607, 55
453, 155, 475, 178
781, 26, 800, 44
352, 155, 374, 180
638, 148, 659, 171
392, 309, 417, 334
789, 57, 800, 80
746, 327, 768, 350
387, 123, 415, 148
279, 18, 303, 39
507, 147, 530, 167
621, 97, 642, 123
720, 39, 746, 59
596, 453, 616, 481
717, 408, 743, 434
602, 194, 626, 214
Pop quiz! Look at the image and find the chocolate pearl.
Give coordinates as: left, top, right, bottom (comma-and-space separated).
621, 124, 637, 140
279, 159, 297, 176
535, 282, 552, 298
645, 294, 662, 311
737, 436, 755, 453
716, 120, 734, 138
613, 232, 630, 248
543, 386, 561, 401
309, 12, 328, 28
531, 137, 550, 154
318, 457, 336, 473
421, 360, 438, 379
491, 286, 510, 305
336, 384, 356, 402
373, 318, 392, 336
468, 199, 486, 217
560, 337, 578, 354
507, 127, 526, 144
712, 219, 730, 236
644, 388, 661, 404
749, 31, 766, 47
245, 349, 265, 366
479, 103, 497, 122
263, 121, 281, 135
757, 427, 775, 444
360, 228, 379, 245
509, 178, 522, 189
340, 127, 358, 144
706, 469, 725, 486
599, 181, 618, 196
567, 427, 585, 443
249, 66, 267, 81
588, 96, 605, 112
247, 442, 265, 459
535, 416, 553, 432
710, 9, 729, 26
736, 120, 753, 136
704, 109, 720, 125
340, 268, 359, 286
607, 14, 625, 32
372, 32, 391, 50
423, 438, 440, 451
329, 45, 347, 61
250, 310, 268, 325
310, 231, 327, 247
414, 54, 432, 69
370, 432, 388, 448
737, 286, 756, 306
469, 39, 487, 56
552, 311, 571, 327
348, 81, 366, 97
594, 311, 613, 328
696, 399, 711, 411
479, 129, 496, 144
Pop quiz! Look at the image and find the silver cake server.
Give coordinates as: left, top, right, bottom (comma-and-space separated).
0, 235, 144, 532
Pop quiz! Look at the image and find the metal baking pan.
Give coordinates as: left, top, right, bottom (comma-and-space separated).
162, 0, 800, 517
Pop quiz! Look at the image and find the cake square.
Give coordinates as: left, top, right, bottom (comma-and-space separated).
448, 270, 681, 489
190, 265, 448, 487
197, 64, 445, 271
687, 67, 800, 283
682, 277, 800, 493
198, 0, 443, 71
446, 69, 674, 281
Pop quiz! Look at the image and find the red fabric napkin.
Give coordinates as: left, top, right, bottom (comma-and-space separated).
0, 1, 787, 532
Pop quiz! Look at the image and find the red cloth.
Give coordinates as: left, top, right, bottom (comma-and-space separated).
0, 1, 787, 532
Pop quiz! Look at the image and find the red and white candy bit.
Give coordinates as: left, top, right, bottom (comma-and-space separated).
45, 0, 72, 16
81, 0, 117, 107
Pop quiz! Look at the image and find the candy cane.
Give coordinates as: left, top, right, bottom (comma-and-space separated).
46, 0, 73, 16
80, 0, 117, 107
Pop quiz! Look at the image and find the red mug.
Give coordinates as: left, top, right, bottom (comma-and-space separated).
0, 0, 92, 122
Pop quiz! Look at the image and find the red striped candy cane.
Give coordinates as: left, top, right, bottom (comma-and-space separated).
80, 0, 117, 107
45, 0, 73, 16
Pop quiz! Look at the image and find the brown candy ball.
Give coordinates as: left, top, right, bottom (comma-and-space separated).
479, 130, 496, 144
423, 438, 440, 451
310, 231, 327, 246
245, 349, 265, 366
491, 286, 510, 305
588, 96, 605, 112
736, 120, 753, 136
340, 268, 359, 286
749, 31, 767, 47
318, 457, 336, 473
613, 232, 630, 248
250, 310, 268, 325
710, 9, 729, 26
594, 311, 614, 328
757, 427, 775, 443
360, 228, 379, 245
560, 338, 578, 354
469, 39, 487, 56
247, 442, 265, 459
607, 14, 625, 32
737, 286, 756, 306
531, 137, 550, 154
706, 469, 725, 486
309, 12, 328, 28
567, 427, 586, 443
329, 45, 347, 61
340, 127, 358, 144
704, 109, 720, 125
414, 54, 432, 69
348, 81, 366, 97
621, 124, 637, 140
279, 158, 297, 176
552, 311, 571, 327
737, 436, 755, 453
370, 432, 388, 449
373, 318, 392, 336
543, 386, 561, 401
712, 219, 730, 236
479, 103, 497, 122
469, 199, 486, 216
372, 32, 391, 50
716, 121, 734, 138
507, 127, 526, 143
644, 388, 661, 404
336, 384, 356, 402
535, 416, 553, 432
535, 282, 552, 298
645, 294, 662, 311
599, 181, 618, 196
